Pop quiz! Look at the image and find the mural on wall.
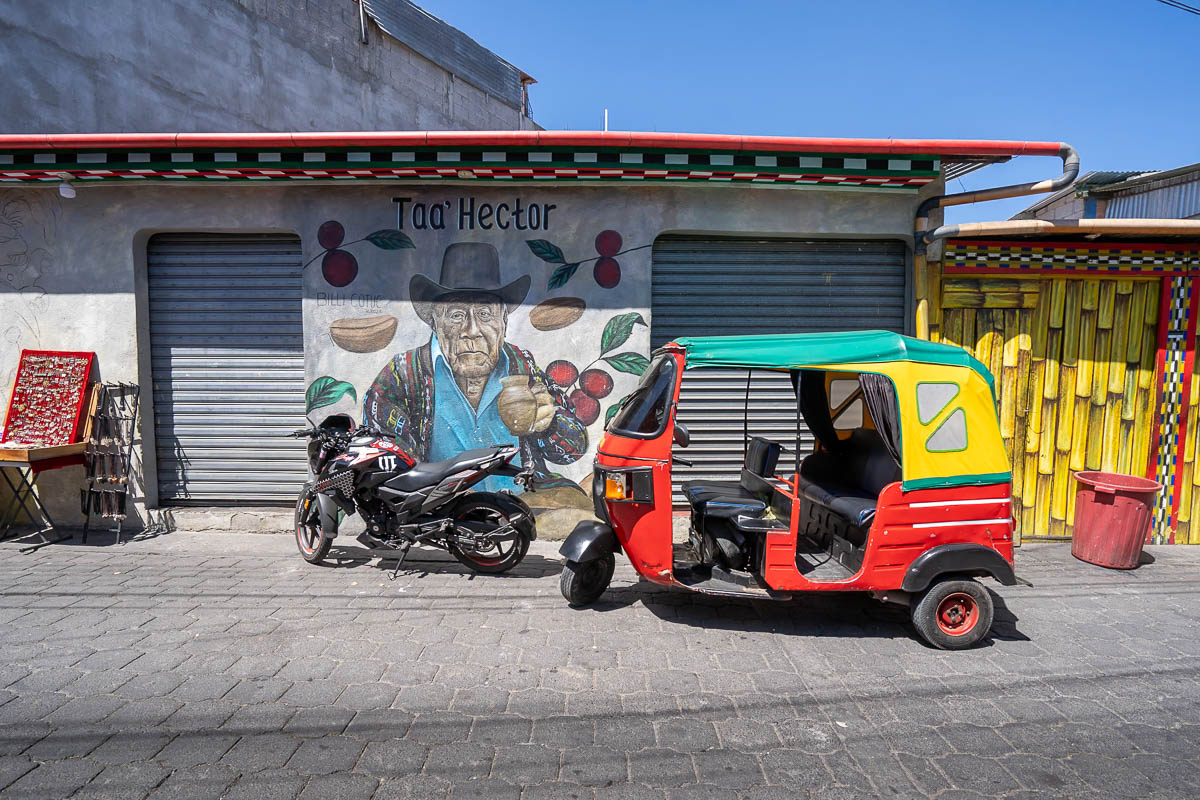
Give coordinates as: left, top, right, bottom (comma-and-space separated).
305, 207, 652, 509
0, 191, 59, 398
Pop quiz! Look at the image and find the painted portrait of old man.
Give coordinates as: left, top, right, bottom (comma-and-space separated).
363, 242, 587, 493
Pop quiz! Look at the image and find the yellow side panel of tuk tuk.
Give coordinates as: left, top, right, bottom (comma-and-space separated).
815, 361, 1011, 490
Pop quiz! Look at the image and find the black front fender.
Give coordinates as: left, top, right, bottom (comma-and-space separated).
901, 543, 1017, 593
560, 520, 619, 563
315, 492, 341, 538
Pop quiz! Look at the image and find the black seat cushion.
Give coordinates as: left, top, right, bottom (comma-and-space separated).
702, 495, 767, 520
681, 480, 745, 507
386, 447, 499, 492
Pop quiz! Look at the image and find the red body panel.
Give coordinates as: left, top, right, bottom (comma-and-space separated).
762, 482, 1013, 592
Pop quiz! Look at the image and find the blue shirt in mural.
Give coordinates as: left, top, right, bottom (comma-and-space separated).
428, 333, 520, 492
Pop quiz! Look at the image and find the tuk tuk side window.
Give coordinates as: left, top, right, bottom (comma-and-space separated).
609, 355, 677, 438
926, 408, 968, 452
829, 378, 864, 430
916, 382, 960, 425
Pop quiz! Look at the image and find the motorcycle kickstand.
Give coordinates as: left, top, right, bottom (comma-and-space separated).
388, 542, 412, 581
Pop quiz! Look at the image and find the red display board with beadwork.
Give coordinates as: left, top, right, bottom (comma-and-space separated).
1, 350, 96, 447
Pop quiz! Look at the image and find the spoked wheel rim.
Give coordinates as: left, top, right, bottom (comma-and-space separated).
936, 591, 980, 636
456, 507, 518, 566
296, 495, 321, 555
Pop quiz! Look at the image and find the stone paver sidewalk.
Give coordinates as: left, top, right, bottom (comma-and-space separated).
0, 530, 1198, 799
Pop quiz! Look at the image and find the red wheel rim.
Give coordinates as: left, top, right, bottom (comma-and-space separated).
935, 592, 979, 636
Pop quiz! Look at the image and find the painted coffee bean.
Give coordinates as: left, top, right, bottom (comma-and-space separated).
328, 315, 398, 353
529, 297, 586, 331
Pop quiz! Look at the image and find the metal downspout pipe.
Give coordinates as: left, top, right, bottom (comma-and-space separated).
913, 143, 1080, 338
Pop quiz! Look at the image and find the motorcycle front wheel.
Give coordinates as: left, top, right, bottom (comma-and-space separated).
294, 488, 332, 565
447, 494, 532, 574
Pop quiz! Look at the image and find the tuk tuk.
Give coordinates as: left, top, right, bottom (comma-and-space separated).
559, 330, 1019, 649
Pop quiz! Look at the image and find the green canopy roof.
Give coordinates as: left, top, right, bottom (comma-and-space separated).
673, 330, 995, 391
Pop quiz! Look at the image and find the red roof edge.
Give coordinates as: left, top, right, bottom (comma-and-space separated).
0, 131, 1066, 158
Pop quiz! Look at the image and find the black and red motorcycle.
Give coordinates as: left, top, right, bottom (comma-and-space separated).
289, 414, 536, 573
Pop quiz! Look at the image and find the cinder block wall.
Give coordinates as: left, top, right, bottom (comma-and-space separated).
0, 0, 534, 133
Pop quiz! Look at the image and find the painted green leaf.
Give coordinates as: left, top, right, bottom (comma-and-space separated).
603, 352, 650, 376
365, 229, 415, 250
527, 239, 566, 264
547, 262, 580, 290
600, 312, 647, 355
306, 376, 357, 413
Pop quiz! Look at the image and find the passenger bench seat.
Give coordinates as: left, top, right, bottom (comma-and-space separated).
796, 429, 899, 527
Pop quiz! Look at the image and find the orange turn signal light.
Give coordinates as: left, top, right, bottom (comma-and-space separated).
604, 473, 629, 500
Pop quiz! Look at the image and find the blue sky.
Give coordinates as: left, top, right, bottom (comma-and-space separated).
418, 0, 1198, 222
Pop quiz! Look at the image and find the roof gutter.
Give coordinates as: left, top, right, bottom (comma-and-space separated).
0, 131, 1074, 157
913, 142, 1079, 337
925, 218, 1200, 241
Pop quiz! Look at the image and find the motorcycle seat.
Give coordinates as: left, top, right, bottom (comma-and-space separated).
385, 447, 504, 492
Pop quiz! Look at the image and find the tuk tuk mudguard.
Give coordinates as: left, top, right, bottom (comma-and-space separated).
900, 543, 1017, 593
560, 520, 621, 563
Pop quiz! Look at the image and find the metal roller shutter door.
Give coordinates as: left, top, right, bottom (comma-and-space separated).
651, 236, 907, 499
148, 234, 308, 503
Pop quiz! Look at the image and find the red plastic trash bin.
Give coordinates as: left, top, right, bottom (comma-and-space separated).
1072, 471, 1162, 569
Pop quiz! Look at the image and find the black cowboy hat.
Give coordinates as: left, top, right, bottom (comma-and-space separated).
410, 242, 531, 326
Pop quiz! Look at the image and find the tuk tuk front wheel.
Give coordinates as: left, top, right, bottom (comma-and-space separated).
911, 578, 994, 650
560, 553, 615, 606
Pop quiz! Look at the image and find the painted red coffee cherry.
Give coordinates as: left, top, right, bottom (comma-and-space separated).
545, 360, 579, 388
322, 249, 358, 287
594, 257, 621, 289
595, 229, 622, 257
580, 368, 613, 399
570, 389, 600, 425
317, 220, 345, 249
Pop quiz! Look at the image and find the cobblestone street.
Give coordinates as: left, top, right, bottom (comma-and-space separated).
0, 531, 1198, 799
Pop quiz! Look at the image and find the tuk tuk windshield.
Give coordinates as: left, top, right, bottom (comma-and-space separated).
609, 354, 676, 437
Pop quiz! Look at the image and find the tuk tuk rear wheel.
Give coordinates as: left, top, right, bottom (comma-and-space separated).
911, 578, 993, 650
560, 553, 615, 606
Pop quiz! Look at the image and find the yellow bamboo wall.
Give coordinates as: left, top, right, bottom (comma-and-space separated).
935, 277, 1160, 542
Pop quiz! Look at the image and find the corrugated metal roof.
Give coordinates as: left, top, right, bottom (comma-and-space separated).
1093, 163, 1200, 219
362, 0, 530, 109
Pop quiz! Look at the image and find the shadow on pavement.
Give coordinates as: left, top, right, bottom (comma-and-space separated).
576, 577, 1028, 647
319, 541, 562, 579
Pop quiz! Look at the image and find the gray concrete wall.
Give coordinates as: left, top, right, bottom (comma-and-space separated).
0, 0, 534, 134
0, 179, 934, 527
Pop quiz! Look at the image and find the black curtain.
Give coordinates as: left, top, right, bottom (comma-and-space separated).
859, 372, 902, 466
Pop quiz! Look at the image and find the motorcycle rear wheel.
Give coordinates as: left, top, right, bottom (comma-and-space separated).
295, 488, 332, 565
448, 494, 531, 574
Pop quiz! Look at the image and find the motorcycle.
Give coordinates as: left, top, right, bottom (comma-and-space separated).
289, 414, 536, 573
